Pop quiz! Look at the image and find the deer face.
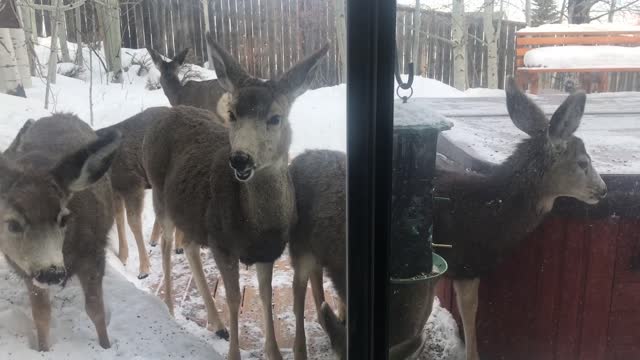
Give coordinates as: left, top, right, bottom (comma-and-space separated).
206, 33, 328, 182
505, 77, 607, 206
148, 47, 189, 81
0, 126, 120, 288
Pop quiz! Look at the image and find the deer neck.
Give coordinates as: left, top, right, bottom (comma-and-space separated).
160, 74, 183, 107
239, 159, 295, 230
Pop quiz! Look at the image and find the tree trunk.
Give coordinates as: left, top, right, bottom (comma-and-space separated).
608, 0, 616, 22
411, 0, 421, 75
484, 0, 498, 89
10, 27, 32, 88
525, 0, 532, 26
333, 0, 347, 83
98, 0, 122, 81
452, 0, 466, 90
57, 10, 71, 62
0, 28, 22, 94
568, 0, 591, 24
202, 0, 213, 69
17, 0, 37, 76
75, 4, 83, 65
45, 0, 62, 108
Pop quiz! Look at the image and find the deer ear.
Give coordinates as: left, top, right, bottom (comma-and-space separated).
206, 32, 250, 93
320, 302, 346, 355
505, 77, 549, 137
549, 91, 586, 141
51, 130, 121, 193
173, 48, 190, 65
4, 119, 34, 155
278, 43, 329, 100
147, 47, 164, 67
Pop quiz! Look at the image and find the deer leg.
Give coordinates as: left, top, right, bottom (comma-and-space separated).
309, 265, 326, 325
174, 229, 185, 254
256, 262, 283, 360
184, 241, 228, 338
160, 218, 175, 316
114, 193, 128, 266
149, 219, 161, 247
292, 256, 313, 360
77, 268, 111, 349
454, 278, 481, 360
124, 190, 151, 279
212, 250, 241, 360
25, 280, 52, 351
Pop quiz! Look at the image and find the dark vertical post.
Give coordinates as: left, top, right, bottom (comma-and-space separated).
346, 0, 395, 358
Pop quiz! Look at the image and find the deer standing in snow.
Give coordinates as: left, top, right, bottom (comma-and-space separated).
142, 35, 329, 360
1, 114, 120, 351
434, 78, 607, 360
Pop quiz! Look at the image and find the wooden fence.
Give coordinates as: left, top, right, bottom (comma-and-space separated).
32, 1, 529, 89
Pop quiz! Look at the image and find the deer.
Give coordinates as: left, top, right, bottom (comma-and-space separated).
288, 150, 346, 360
433, 77, 608, 360
142, 35, 329, 360
95, 106, 225, 279
147, 47, 228, 116
0, 114, 120, 351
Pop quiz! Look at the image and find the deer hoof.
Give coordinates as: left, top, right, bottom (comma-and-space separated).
175, 248, 184, 255
215, 328, 230, 341
137, 272, 149, 280
149, 241, 157, 247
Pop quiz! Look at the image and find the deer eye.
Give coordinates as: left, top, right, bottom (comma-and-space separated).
267, 115, 281, 126
59, 214, 70, 228
228, 111, 237, 122
6, 220, 24, 234
577, 160, 589, 170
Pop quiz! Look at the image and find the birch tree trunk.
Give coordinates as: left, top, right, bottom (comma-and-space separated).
411, 0, 421, 74
0, 28, 22, 94
333, 0, 347, 82
484, 0, 498, 89
74, 4, 83, 65
608, 0, 616, 22
57, 11, 71, 62
202, 0, 213, 69
98, 0, 122, 82
452, 0, 466, 90
17, 1, 37, 76
10, 27, 31, 88
525, 0, 532, 26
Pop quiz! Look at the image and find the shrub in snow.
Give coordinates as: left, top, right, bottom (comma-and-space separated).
57, 63, 85, 79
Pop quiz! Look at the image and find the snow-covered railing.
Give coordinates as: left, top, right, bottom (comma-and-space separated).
514, 24, 640, 94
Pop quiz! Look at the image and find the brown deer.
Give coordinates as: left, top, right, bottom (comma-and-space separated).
0, 114, 120, 351
147, 47, 228, 115
95, 107, 216, 279
433, 78, 608, 360
289, 150, 346, 360
142, 35, 328, 360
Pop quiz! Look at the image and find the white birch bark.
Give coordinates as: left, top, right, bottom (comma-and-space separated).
57, 11, 71, 62
452, 0, 466, 90
0, 28, 22, 94
10, 27, 31, 88
484, 0, 498, 89
202, 0, 213, 69
333, 0, 347, 82
98, 0, 122, 81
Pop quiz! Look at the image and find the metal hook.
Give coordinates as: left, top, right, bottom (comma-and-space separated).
394, 43, 415, 102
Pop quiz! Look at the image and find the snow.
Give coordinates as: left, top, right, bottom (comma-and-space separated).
0, 255, 222, 360
0, 38, 469, 359
518, 23, 640, 33
523, 45, 640, 69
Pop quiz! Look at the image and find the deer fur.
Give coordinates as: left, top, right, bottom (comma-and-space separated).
289, 150, 346, 360
96, 107, 223, 279
433, 78, 608, 360
0, 114, 120, 351
147, 47, 228, 117
142, 35, 328, 360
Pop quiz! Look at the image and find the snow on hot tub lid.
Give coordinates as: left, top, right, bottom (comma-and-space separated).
517, 23, 640, 34
394, 99, 454, 132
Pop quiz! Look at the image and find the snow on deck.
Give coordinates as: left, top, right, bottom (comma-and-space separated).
410, 93, 640, 174
518, 23, 640, 33
523, 46, 640, 69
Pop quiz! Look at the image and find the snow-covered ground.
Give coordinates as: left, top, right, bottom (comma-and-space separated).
0, 39, 465, 359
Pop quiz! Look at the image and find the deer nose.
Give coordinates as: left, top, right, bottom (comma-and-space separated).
229, 152, 254, 172
34, 266, 67, 285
